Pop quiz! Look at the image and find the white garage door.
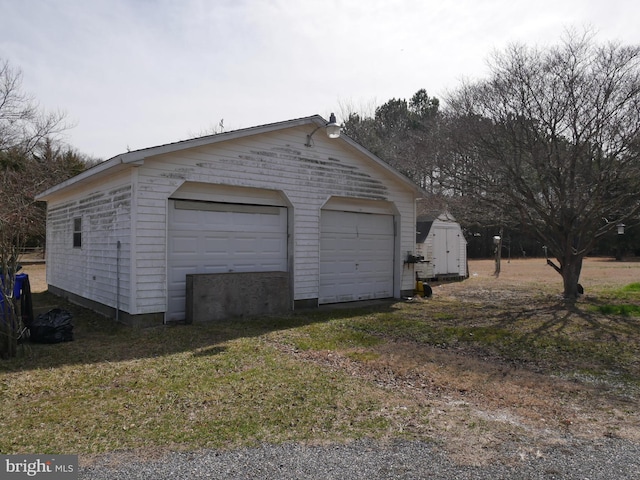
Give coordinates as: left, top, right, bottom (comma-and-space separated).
319, 210, 394, 304
167, 200, 288, 321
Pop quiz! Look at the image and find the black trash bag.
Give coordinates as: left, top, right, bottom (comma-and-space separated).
30, 308, 74, 344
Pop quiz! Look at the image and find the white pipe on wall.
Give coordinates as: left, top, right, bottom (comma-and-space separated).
116, 240, 121, 323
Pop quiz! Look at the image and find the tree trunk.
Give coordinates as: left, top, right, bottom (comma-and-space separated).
561, 255, 584, 299
493, 227, 503, 278
0, 300, 18, 359
1, 251, 21, 359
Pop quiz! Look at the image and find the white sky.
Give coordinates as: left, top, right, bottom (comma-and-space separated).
2, 0, 640, 160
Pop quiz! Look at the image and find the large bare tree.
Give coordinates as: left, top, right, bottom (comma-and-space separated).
0, 59, 69, 358
441, 31, 640, 298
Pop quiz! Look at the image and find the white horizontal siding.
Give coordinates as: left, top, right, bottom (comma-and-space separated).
130, 126, 416, 313
415, 238, 435, 279
45, 171, 133, 313
130, 182, 172, 314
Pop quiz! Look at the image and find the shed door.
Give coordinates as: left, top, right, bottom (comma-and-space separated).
167, 200, 288, 321
319, 210, 394, 304
433, 226, 460, 275
445, 228, 461, 274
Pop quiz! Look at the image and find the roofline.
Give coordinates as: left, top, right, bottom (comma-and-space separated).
113, 115, 328, 164
37, 114, 423, 200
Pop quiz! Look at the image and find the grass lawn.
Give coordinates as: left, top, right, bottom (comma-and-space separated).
1, 258, 639, 464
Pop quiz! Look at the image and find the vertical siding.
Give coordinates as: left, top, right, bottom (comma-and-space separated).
131, 126, 417, 314
45, 172, 133, 312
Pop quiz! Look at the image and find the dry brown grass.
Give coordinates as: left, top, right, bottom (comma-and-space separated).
17, 262, 47, 293
306, 338, 639, 465
268, 257, 640, 465
461, 256, 640, 290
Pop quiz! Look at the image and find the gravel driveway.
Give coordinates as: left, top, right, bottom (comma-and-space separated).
80, 437, 639, 479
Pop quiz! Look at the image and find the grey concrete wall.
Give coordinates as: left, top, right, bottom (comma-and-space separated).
186, 271, 291, 323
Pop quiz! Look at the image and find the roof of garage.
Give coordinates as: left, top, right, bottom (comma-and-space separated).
36, 115, 423, 201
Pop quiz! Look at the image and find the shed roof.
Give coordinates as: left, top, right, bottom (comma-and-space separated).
37, 115, 423, 201
417, 211, 458, 223
416, 211, 460, 243
416, 221, 434, 243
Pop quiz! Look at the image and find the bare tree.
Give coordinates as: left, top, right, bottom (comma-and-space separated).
441, 30, 640, 298
0, 60, 66, 157
1, 59, 68, 358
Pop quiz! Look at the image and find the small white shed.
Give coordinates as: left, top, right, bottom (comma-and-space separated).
36, 115, 423, 326
415, 212, 468, 281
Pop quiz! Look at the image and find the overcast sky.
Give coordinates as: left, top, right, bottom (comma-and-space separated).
2, 0, 640, 160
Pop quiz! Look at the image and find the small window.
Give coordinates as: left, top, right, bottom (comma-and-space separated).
73, 217, 82, 248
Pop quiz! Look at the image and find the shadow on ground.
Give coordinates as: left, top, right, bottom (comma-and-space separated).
2, 290, 398, 372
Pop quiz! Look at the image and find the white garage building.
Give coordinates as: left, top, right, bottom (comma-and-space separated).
37, 115, 422, 325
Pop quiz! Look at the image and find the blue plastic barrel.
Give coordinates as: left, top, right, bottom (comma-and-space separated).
0, 290, 5, 323
0, 273, 29, 323
14, 273, 28, 300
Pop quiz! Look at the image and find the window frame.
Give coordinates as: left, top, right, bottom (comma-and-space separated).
73, 217, 82, 248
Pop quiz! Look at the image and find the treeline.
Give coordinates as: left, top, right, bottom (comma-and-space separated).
338, 31, 640, 273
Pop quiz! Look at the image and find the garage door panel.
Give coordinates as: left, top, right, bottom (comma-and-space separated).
167, 265, 198, 316
319, 210, 394, 304
228, 262, 262, 272
167, 200, 288, 321
321, 235, 358, 253
261, 237, 286, 253
234, 236, 259, 252
203, 236, 231, 254
201, 263, 231, 274
356, 224, 389, 236
170, 236, 199, 254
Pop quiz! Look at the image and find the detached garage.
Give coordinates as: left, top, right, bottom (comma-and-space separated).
37, 115, 422, 326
